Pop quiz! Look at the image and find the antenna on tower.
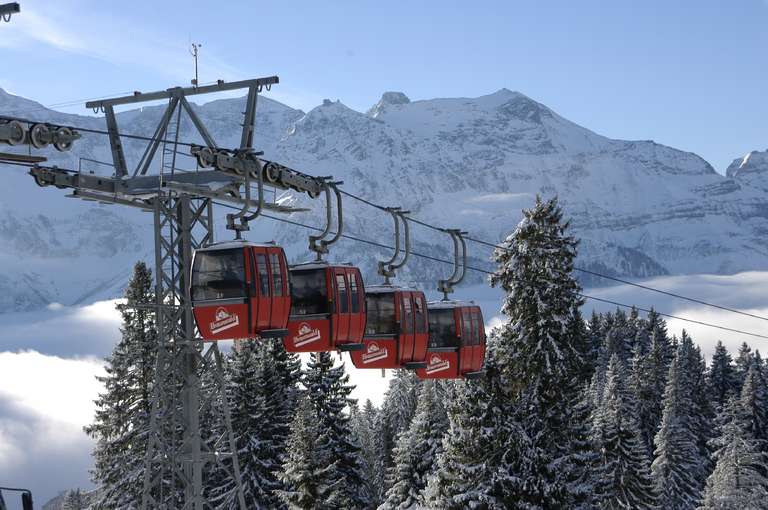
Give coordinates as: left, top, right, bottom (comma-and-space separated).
190, 42, 201, 87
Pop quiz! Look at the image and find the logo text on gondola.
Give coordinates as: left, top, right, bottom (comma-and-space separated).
210, 307, 240, 334
294, 323, 321, 347
362, 342, 389, 364
425, 354, 450, 374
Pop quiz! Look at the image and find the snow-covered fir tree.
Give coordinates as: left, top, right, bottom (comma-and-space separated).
680, 334, 715, 478
488, 196, 583, 398
707, 341, 739, 412
735, 342, 754, 390
85, 262, 157, 509
491, 196, 594, 507
591, 355, 657, 509
378, 369, 421, 494
608, 309, 637, 362
380, 380, 449, 509
587, 310, 605, 366
303, 352, 370, 509
352, 399, 385, 506
630, 326, 670, 456
279, 396, 325, 510
431, 196, 593, 508
739, 364, 768, 444
652, 338, 705, 509
62, 488, 89, 510
211, 339, 298, 509
569, 309, 594, 385
699, 397, 768, 509
424, 336, 510, 509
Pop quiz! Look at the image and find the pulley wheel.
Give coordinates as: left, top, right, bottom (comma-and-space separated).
33, 174, 48, 187
53, 127, 74, 152
196, 147, 214, 168
4, 120, 25, 145
264, 163, 280, 184
29, 123, 50, 149
307, 189, 320, 199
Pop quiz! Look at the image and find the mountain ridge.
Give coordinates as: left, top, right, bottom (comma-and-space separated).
0, 86, 766, 311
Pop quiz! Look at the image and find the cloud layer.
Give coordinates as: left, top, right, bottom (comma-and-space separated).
0, 351, 104, 504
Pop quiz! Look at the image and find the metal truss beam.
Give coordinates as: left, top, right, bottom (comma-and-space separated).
85, 77, 278, 109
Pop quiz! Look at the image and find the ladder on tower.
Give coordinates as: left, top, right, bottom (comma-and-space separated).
161, 103, 182, 178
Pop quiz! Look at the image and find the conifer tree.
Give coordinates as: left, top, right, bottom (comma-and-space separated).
211, 339, 293, 509
380, 370, 420, 438
378, 369, 421, 493
569, 309, 594, 384
707, 341, 738, 412
592, 355, 657, 509
353, 400, 384, 505
304, 352, 370, 509
735, 342, 754, 390
381, 380, 449, 509
630, 326, 670, 456
682, 337, 715, 477
488, 195, 583, 401
652, 341, 704, 509
699, 397, 768, 509
279, 397, 325, 510
486, 195, 591, 507
740, 364, 768, 444
587, 310, 604, 360
85, 261, 157, 509
63, 488, 89, 510
424, 338, 510, 509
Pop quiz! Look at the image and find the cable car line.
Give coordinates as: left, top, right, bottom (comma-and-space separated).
209, 199, 768, 342
0, 112, 764, 324
336, 188, 768, 324
462, 235, 768, 323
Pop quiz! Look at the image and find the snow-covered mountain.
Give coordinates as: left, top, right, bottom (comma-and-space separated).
0, 86, 766, 312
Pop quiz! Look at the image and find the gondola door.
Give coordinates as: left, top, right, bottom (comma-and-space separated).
250, 249, 272, 333
268, 250, 290, 327
410, 294, 429, 366
459, 308, 474, 374
333, 269, 351, 343
399, 292, 415, 363
347, 270, 365, 344
471, 308, 486, 372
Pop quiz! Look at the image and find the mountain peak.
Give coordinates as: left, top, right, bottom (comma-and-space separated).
726, 150, 768, 178
367, 91, 411, 118
379, 91, 411, 105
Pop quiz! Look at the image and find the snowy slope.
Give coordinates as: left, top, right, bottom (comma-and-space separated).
0, 87, 766, 311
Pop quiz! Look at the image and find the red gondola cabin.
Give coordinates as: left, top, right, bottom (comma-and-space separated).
350, 286, 429, 370
416, 302, 486, 379
191, 241, 290, 341
284, 263, 366, 352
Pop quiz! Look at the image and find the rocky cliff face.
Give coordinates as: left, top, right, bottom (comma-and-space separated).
0, 86, 766, 311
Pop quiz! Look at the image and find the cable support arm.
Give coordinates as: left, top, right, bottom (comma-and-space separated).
308, 180, 344, 260
438, 229, 468, 300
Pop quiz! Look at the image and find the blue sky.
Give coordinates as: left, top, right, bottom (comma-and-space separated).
1, 0, 767, 169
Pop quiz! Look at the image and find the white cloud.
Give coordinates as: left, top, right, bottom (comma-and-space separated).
0, 351, 104, 503
0, 299, 122, 357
